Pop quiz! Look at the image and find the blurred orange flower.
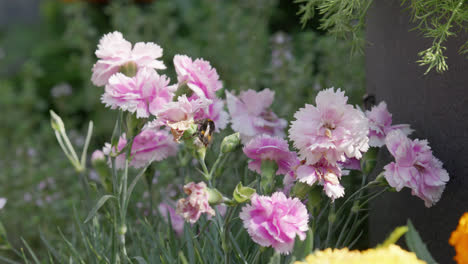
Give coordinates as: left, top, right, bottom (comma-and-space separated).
450, 213, 468, 264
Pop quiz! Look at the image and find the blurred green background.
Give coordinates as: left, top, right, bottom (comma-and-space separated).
0, 0, 364, 259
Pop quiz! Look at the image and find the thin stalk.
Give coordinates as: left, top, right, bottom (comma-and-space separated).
223, 207, 236, 264
324, 203, 335, 248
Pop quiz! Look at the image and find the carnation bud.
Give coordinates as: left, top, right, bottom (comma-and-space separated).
119, 61, 138, 77
207, 188, 223, 204
220, 133, 241, 154
50, 110, 65, 133
91, 150, 105, 164
233, 182, 256, 203
260, 160, 278, 195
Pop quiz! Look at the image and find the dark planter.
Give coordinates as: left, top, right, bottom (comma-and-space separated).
366, 1, 468, 263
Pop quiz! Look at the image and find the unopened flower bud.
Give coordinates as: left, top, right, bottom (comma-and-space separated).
50, 110, 65, 133
220, 133, 241, 154
91, 150, 105, 164
207, 188, 223, 205
119, 61, 138, 77
233, 182, 256, 203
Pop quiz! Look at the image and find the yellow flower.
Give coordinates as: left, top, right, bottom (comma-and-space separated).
295, 245, 426, 264
450, 213, 468, 264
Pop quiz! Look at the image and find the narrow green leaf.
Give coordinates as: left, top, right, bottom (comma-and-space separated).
84, 195, 116, 223
0, 255, 22, 264
405, 220, 438, 264
133, 256, 148, 264
20, 238, 40, 264
184, 224, 195, 264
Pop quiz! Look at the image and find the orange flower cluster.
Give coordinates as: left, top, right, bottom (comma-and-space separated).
450, 213, 468, 264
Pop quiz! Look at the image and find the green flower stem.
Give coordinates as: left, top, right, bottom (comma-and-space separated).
222, 207, 236, 264
199, 158, 211, 181
324, 202, 335, 247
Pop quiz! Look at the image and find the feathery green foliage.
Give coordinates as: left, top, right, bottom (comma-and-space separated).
296, 0, 468, 74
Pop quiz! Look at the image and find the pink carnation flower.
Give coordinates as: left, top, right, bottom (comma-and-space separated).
158, 203, 184, 236
239, 192, 309, 254
173, 55, 222, 100
174, 55, 228, 131
103, 127, 178, 169
243, 135, 298, 175
289, 88, 369, 165
154, 95, 212, 141
226, 89, 287, 143
176, 182, 215, 223
102, 68, 176, 118
92, 31, 166, 86
296, 159, 344, 201
366, 101, 413, 147
194, 99, 229, 132
384, 130, 449, 207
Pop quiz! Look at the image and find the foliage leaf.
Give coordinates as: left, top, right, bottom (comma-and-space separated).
405, 220, 438, 264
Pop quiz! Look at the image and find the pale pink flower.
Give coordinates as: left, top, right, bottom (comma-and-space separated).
91, 150, 105, 162
289, 88, 369, 165
239, 192, 309, 254
176, 182, 215, 223
103, 127, 178, 169
102, 68, 175, 118
384, 130, 449, 207
296, 159, 344, 201
243, 135, 298, 175
92, 31, 166, 86
173, 55, 222, 100
158, 203, 184, 236
154, 95, 212, 141
174, 55, 228, 132
226, 89, 287, 143
366, 101, 413, 147
194, 99, 229, 132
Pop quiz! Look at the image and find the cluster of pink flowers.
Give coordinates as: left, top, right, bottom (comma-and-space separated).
226, 89, 287, 143
176, 182, 215, 223
93, 31, 228, 140
91, 31, 234, 171
240, 192, 309, 254
366, 102, 413, 147
288, 88, 369, 200
383, 130, 449, 207
89, 31, 452, 257
102, 127, 178, 169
